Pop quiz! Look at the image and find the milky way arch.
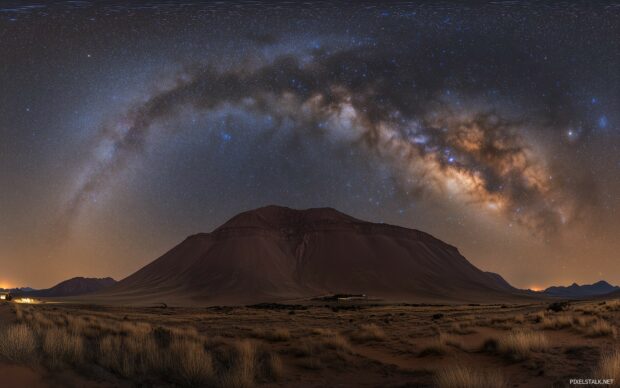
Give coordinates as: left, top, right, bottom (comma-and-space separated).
65, 48, 587, 236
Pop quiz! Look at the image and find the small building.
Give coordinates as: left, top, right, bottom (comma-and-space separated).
0, 292, 12, 301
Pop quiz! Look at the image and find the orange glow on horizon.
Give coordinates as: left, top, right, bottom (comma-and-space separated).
529, 285, 544, 292
0, 281, 12, 290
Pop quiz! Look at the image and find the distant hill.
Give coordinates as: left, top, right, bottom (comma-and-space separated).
93, 205, 534, 305
542, 281, 620, 298
0, 287, 35, 293
26, 277, 117, 297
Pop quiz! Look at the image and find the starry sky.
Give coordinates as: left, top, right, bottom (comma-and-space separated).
1, 1, 619, 290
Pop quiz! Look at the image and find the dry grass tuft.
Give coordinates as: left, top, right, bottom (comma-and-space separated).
320, 333, 351, 352
435, 364, 508, 388
0, 324, 38, 362
307, 327, 351, 352
98, 334, 162, 378
221, 340, 258, 388
14, 304, 24, 321
2, 306, 288, 387
497, 329, 549, 360
573, 315, 594, 328
170, 338, 214, 386
601, 301, 620, 312
350, 323, 386, 342
541, 315, 572, 330
419, 332, 460, 357
585, 319, 617, 338
43, 328, 84, 368
533, 311, 546, 323
261, 352, 284, 380
595, 349, 620, 382
311, 327, 336, 336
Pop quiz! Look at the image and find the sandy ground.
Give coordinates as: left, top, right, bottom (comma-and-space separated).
1, 299, 618, 387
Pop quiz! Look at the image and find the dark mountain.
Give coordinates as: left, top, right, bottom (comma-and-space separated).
542, 280, 620, 298
94, 205, 532, 305
27, 277, 117, 297
485, 272, 517, 291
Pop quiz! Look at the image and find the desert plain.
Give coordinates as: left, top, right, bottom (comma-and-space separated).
1, 298, 619, 387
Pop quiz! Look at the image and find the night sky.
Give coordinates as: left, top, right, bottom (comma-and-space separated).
1, 1, 618, 290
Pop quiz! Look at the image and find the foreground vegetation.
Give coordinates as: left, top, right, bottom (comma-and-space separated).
0, 299, 619, 387
2, 304, 282, 387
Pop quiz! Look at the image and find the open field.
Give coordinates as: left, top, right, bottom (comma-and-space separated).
1, 299, 619, 387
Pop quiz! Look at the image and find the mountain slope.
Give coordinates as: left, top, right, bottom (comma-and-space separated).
484, 272, 517, 291
543, 281, 619, 298
96, 205, 530, 305
28, 277, 117, 297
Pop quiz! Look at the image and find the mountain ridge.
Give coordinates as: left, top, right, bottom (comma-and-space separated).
25, 277, 117, 297
83, 205, 536, 305
541, 280, 619, 298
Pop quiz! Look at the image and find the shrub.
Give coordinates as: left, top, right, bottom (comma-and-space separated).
547, 301, 569, 312
419, 343, 446, 357
153, 326, 173, 347
481, 338, 499, 353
